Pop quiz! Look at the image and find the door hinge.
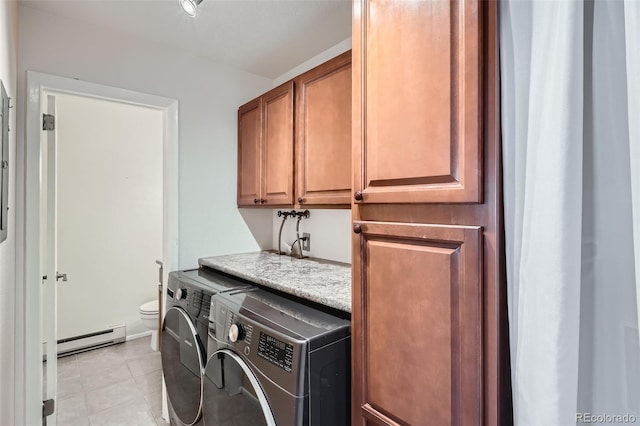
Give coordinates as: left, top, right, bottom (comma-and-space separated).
42, 273, 68, 282
42, 398, 55, 418
42, 114, 55, 131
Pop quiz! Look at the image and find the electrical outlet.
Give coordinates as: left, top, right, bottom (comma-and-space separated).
302, 233, 311, 251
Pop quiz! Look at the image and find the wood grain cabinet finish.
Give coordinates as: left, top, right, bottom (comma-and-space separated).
352, 1, 510, 425
353, 0, 482, 204
237, 82, 294, 207
237, 97, 262, 206
295, 51, 352, 206
352, 222, 483, 426
263, 82, 295, 206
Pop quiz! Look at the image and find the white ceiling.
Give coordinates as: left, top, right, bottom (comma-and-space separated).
20, 0, 352, 79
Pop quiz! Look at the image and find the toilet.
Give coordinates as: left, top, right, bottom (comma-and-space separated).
139, 300, 159, 351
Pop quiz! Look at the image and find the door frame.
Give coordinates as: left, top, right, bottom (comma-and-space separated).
16, 71, 179, 425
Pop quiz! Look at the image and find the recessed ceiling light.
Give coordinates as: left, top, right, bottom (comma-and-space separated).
179, 0, 202, 18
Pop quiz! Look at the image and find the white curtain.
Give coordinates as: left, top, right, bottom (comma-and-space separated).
501, 1, 640, 425
626, 1, 640, 351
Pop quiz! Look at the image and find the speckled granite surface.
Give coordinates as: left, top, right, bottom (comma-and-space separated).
198, 251, 351, 313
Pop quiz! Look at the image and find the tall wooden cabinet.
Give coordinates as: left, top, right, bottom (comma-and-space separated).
237, 81, 294, 207
352, 1, 510, 425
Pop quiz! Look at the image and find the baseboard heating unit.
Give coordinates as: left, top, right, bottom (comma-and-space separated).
43, 324, 126, 359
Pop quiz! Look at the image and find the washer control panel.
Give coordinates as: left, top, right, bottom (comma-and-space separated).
176, 287, 187, 300
167, 280, 211, 322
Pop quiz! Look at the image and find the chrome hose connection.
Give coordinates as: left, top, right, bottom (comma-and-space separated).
277, 211, 290, 255
276, 210, 310, 257
294, 210, 310, 259
294, 215, 304, 259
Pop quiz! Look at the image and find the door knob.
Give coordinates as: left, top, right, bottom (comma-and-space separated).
354, 191, 363, 201
353, 224, 362, 234
56, 273, 68, 282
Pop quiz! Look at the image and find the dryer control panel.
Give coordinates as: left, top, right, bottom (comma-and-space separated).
205, 286, 351, 426
257, 332, 294, 373
209, 294, 307, 395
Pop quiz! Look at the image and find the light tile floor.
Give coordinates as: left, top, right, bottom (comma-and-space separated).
51, 336, 168, 426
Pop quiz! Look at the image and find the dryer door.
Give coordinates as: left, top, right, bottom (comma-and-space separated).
161, 307, 205, 426
203, 349, 276, 426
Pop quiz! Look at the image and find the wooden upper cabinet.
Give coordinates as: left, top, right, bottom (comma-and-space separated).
237, 98, 262, 206
263, 82, 295, 206
352, 221, 483, 426
295, 51, 352, 206
236, 82, 294, 207
353, 0, 482, 204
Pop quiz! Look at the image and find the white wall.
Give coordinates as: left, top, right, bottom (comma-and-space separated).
273, 37, 352, 87
18, 5, 275, 271
271, 209, 351, 264
55, 94, 163, 339
0, 1, 17, 424
270, 38, 352, 264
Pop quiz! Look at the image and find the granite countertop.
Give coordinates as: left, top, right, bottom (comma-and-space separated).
198, 251, 351, 313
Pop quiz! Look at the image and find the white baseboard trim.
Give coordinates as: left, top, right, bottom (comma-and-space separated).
126, 330, 153, 341
43, 324, 127, 359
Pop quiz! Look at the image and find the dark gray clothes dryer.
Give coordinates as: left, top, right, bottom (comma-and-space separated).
203, 288, 351, 426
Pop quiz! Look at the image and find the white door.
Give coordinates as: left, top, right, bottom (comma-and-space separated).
40, 92, 164, 424
54, 94, 163, 341
42, 93, 58, 426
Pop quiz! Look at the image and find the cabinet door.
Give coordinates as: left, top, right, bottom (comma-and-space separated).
237, 97, 262, 206
353, 0, 482, 204
352, 221, 483, 426
262, 81, 294, 206
295, 51, 352, 206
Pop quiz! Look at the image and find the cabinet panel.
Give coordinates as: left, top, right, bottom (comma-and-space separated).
296, 51, 352, 206
237, 98, 262, 206
353, 222, 483, 425
263, 82, 294, 206
354, 0, 482, 204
